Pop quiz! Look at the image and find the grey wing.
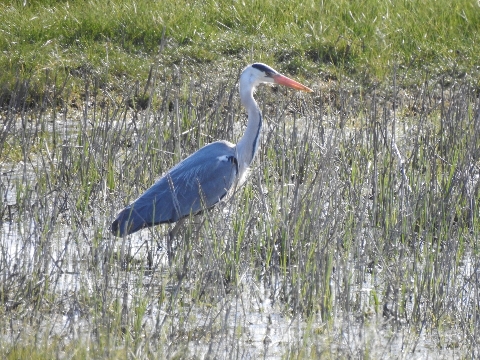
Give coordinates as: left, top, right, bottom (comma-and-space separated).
111, 142, 238, 236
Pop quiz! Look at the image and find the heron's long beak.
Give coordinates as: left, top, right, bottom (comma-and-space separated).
273, 74, 313, 92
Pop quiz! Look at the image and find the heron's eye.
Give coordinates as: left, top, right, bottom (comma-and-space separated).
265, 71, 274, 78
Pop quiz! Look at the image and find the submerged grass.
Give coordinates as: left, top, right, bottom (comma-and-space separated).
1, 60, 479, 358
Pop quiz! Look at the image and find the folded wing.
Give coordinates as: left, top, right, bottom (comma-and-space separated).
111, 141, 238, 236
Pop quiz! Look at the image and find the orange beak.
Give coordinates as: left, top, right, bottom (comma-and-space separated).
272, 74, 313, 92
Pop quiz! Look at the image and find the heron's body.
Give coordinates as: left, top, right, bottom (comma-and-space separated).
113, 141, 238, 235
112, 63, 312, 237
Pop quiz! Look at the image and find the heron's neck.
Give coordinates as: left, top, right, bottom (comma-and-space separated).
236, 88, 262, 173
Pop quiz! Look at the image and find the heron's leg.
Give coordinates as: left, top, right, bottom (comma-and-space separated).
192, 215, 204, 241
146, 239, 153, 270
167, 217, 186, 263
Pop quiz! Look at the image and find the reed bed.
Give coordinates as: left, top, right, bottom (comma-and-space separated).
1, 62, 479, 359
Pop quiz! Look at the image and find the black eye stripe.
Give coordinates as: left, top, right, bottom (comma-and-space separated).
252, 63, 276, 75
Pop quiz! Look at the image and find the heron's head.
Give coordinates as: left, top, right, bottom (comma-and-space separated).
239, 63, 313, 95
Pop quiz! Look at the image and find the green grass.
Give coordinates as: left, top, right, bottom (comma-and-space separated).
1, 0, 480, 107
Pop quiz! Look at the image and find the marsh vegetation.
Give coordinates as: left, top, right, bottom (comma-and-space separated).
1, 0, 480, 359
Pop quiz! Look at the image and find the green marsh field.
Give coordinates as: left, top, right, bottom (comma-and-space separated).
1, 0, 480, 358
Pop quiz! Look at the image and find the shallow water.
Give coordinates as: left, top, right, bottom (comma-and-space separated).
1, 84, 479, 357
0, 189, 475, 358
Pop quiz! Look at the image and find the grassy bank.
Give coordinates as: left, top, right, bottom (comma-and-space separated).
1, 0, 480, 107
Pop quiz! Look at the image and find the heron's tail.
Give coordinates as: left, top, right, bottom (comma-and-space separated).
111, 207, 147, 237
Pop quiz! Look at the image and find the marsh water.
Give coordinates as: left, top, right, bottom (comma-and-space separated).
0, 223, 463, 359
1, 72, 480, 358
0, 167, 472, 359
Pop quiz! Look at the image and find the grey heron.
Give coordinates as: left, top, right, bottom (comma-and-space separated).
112, 63, 313, 237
